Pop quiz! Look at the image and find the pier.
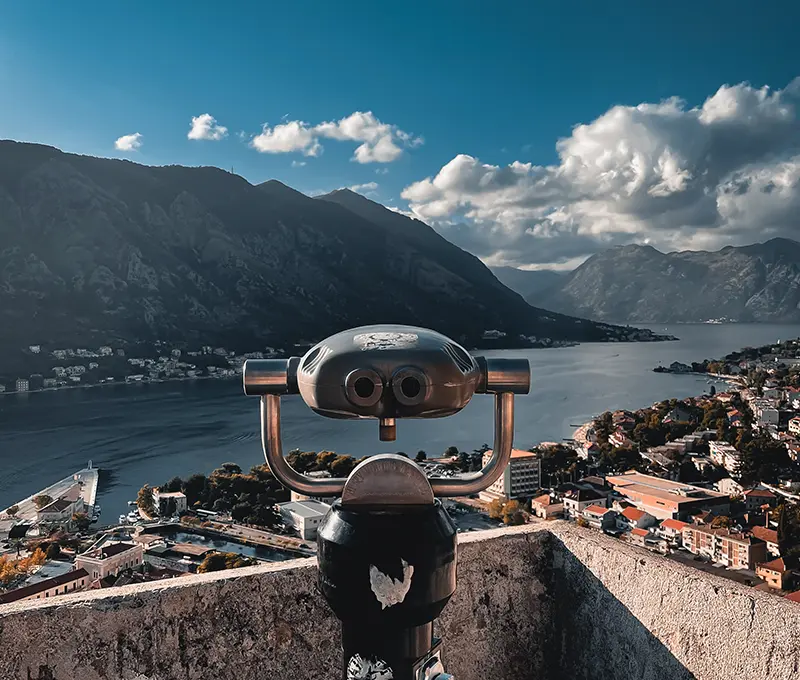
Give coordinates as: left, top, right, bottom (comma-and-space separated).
3, 461, 99, 522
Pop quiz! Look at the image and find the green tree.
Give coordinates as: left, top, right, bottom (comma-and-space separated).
71, 512, 91, 531
33, 495, 53, 509
315, 451, 337, 471
487, 499, 505, 520
45, 543, 61, 559
136, 485, 155, 516
163, 476, 183, 492
231, 502, 253, 522
5, 505, 18, 517
501, 500, 525, 526
710, 515, 732, 529
444, 446, 459, 458
415, 451, 427, 463
219, 462, 242, 475
197, 552, 256, 573
183, 474, 208, 505
330, 455, 356, 478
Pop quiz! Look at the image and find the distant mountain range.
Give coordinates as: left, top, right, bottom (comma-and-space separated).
489, 266, 566, 300
527, 239, 800, 323
0, 141, 663, 364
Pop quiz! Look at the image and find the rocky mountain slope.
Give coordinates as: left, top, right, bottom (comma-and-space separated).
0, 140, 661, 358
537, 239, 800, 323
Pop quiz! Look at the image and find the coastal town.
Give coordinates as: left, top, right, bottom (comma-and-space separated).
5, 336, 800, 607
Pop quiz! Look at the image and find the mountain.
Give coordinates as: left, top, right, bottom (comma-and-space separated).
538, 239, 800, 323
0, 140, 662, 365
489, 266, 565, 299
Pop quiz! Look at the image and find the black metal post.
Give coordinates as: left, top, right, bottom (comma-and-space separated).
317, 501, 457, 680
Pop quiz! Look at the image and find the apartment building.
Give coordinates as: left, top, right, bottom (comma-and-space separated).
478, 449, 541, 502
76, 543, 144, 581
708, 441, 743, 476
681, 525, 767, 570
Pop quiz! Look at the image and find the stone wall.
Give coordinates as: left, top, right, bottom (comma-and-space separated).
1, 522, 799, 680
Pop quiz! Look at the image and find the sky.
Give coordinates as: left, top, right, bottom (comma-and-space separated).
1, 1, 800, 270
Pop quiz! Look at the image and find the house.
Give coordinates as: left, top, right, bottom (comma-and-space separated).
530, 494, 563, 519
36, 484, 85, 524
743, 488, 777, 512
582, 505, 617, 530
577, 442, 600, 460
152, 489, 188, 516
756, 557, 794, 590
605, 471, 729, 520
617, 506, 656, 531
789, 417, 800, 437
562, 488, 606, 519
662, 406, 696, 424
727, 409, 744, 428
716, 478, 744, 496
609, 428, 634, 449
657, 518, 689, 545
478, 449, 541, 501
628, 527, 651, 547
76, 542, 144, 581
786, 390, 800, 410
0, 569, 89, 604
763, 387, 783, 400
751, 525, 781, 557
757, 406, 780, 426
681, 525, 767, 570
278, 500, 331, 540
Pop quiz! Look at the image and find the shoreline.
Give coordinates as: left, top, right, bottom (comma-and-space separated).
0, 373, 237, 398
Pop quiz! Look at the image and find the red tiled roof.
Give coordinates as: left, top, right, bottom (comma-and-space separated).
631, 527, 649, 537
661, 519, 689, 532
785, 591, 800, 603
0, 569, 88, 604
758, 557, 789, 572
584, 504, 610, 516
622, 507, 646, 521
532, 494, 559, 506
751, 526, 779, 544
744, 488, 776, 498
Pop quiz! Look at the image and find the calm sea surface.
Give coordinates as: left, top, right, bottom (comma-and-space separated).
2, 324, 798, 518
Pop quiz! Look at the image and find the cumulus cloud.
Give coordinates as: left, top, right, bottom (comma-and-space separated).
401, 78, 800, 267
114, 133, 142, 152
188, 113, 228, 141
250, 111, 421, 163
291, 160, 307, 168
348, 181, 379, 196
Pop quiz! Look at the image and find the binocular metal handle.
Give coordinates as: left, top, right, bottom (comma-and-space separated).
245, 357, 526, 498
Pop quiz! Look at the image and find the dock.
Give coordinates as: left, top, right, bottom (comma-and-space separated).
4, 462, 99, 522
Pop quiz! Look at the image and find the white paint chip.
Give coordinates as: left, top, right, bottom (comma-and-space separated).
369, 559, 414, 609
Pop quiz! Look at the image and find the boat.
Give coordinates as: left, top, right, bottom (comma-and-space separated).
119, 514, 128, 524
127, 501, 137, 506
127, 511, 139, 522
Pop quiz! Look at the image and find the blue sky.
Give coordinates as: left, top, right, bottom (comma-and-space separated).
2, 2, 800, 267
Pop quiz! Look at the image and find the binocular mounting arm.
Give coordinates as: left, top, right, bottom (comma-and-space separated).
247, 355, 525, 498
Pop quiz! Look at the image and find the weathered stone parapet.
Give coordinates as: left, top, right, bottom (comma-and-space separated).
1, 522, 799, 680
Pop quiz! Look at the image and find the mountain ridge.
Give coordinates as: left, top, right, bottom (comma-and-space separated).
536, 239, 800, 323
0, 140, 662, 368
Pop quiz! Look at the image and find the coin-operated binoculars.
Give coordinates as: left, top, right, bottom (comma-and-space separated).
244, 325, 530, 680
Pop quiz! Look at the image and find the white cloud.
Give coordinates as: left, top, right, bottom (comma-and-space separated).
348, 181, 379, 196
375, 168, 389, 175
291, 160, 307, 168
114, 133, 142, 152
251, 120, 322, 156
401, 77, 800, 267
188, 113, 228, 141
250, 111, 421, 163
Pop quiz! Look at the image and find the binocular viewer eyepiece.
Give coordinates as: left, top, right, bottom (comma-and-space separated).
243, 324, 530, 500
244, 324, 529, 430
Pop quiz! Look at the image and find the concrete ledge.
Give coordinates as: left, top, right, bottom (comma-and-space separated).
1, 523, 799, 680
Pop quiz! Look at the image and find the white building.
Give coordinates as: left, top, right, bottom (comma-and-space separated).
716, 477, 745, 496
478, 449, 541, 502
0, 569, 88, 604
530, 494, 563, 519
76, 542, 144, 581
708, 441, 743, 475
757, 407, 780, 426
617, 506, 656, 531
99, 346, 113, 356
28, 345, 41, 354
562, 488, 607, 519
36, 484, 85, 524
153, 490, 188, 516
278, 500, 330, 540
15, 378, 29, 392
789, 417, 800, 437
